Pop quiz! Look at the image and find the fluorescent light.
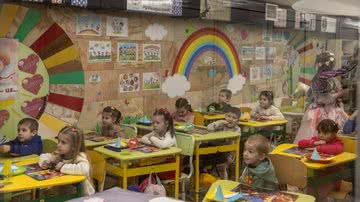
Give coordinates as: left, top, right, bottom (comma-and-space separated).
292, 0, 360, 17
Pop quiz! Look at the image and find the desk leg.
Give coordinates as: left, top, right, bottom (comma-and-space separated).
195, 143, 200, 202
175, 154, 180, 199
235, 137, 240, 181
123, 162, 128, 190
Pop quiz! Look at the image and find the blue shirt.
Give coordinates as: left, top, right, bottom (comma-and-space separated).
5, 135, 42, 156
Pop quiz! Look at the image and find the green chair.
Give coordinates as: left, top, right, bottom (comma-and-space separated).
162, 133, 195, 200
42, 139, 57, 153
120, 123, 138, 138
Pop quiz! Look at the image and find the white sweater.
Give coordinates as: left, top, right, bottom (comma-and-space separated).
140, 131, 176, 149
39, 152, 95, 196
251, 105, 285, 120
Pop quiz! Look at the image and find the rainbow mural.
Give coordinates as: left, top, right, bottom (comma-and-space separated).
172, 27, 241, 78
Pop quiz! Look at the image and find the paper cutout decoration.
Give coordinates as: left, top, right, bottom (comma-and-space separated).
106, 16, 128, 37
0, 110, 10, 129
240, 30, 248, 40
311, 148, 321, 160
184, 24, 195, 36
18, 54, 39, 74
21, 97, 47, 119
145, 24, 168, 41
162, 28, 245, 98
208, 69, 216, 78
71, 0, 88, 8
214, 186, 224, 201
22, 74, 44, 95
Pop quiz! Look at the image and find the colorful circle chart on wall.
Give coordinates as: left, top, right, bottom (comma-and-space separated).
0, 4, 85, 138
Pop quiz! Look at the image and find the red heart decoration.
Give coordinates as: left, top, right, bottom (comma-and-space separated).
22, 74, 43, 95
240, 30, 249, 40
21, 97, 47, 119
18, 54, 39, 74
0, 110, 10, 129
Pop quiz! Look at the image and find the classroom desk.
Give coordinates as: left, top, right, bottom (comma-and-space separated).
85, 138, 116, 148
0, 154, 39, 164
94, 146, 182, 199
0, 160, 86, 202
184, 131, 240, 202
239, 120, 288, 141
194, 112, 225, 126
271, 144, 356, 193
203, 180, 315, 202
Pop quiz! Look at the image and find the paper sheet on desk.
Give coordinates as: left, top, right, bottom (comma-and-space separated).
149, 197, 184, 202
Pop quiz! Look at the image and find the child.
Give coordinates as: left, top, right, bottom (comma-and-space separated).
172, 98, 194, 123
100, 106, 125, 138
207, 107, 241, 133
0, 118, 42, 156
298, 119, 344, 202
39, 126, 95, 196
207, 89, 232, 112
252, 91, 284, 121
241, 134, 278, 191
298, 119, 343, 155
343, 110, 357, 135
140, 108, 176, 149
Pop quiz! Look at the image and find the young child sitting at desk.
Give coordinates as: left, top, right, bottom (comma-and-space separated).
241, 134, 278, 191
100, 106, 125, 138
140, 108, 176, 149
298, 119, 343, 155
207, 89, 232, 112
172, 97, 194, 124
251, 91, 284, 121
298, 119, 344, 202
0, 118, 42, 156
207, 106, 241, 133
39, 126, 95, 196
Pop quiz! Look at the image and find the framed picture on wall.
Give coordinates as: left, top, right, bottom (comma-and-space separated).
76, 15, 101, 36
106, 16, 128, 37
143, 44, 161, 62
142, 72, 161, 90
88, 41, 112, 63
117, 43, 138, 63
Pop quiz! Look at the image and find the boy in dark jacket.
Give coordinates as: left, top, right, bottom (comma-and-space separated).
241, 134, 278, 191
0, 118, 42, 156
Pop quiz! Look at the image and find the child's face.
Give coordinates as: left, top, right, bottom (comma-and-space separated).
218, 92, 230, 103
225, 112, 239, 128
176, 107, 188, 117
152, 115, 168, 135
57, 133, 72, 157
102, 112, 115, 126
243, 141, 265, 166
17, 124, 36, 142
259, 95, 270, 109
318, 131, 336, 142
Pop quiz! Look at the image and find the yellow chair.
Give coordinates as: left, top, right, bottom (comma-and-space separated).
269, 154, 307, 191
87, 150, 106, 192
328, 135, 356, 200
42, 139, 57, 153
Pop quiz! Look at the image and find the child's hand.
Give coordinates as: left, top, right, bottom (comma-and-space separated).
313, 140, 326, 145
258, 116, 270, 120
0, 145, 10, 153
40, 161, 51, 169
55, 162, 65, 171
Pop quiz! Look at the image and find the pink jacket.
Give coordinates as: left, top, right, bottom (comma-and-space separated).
172, 111, 194, 124
298, 136, 344, 155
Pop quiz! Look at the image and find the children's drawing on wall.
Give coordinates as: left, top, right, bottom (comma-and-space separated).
145, 23, 168, 41
142, 72, 161, 90
88, 41, 111, 63
0, 39, 18, 103
264, 65, 273, 79
274, 8, 287, 27
262, 29, 272, 42
106, 16, 128, 37
255, 47, 266, 60
119, 73, 140, 93
143, 44, 161, 62
266, 47, 276, 60
89, 74, 101, 84
240, 46, 254, 61
76, 15, 101, 36
265, 3, 278, 21
250, 66, 260, 81
117, 43, 138, 63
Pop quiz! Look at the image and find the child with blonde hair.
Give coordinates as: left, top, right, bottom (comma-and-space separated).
39, 126, 95, 196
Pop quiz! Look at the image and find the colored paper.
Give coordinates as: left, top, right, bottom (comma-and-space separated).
311, 148, 321, 160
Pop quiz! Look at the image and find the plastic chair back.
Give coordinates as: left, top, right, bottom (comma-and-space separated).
87, 150, 106, 192
338, 136, 357, 153
175, 133, 195, 156
120, 123, 138, 138
42, 139, 57, 153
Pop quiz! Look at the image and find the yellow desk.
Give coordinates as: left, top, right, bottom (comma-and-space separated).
94, 146, 181, 199
0, 160, 86, 202
85, 138, 117, 149
184, 131, 240, 202
203, 180, 316, 202
0, 154, 39, 164
271, 143, 357, 170
194, 112, 225, 126
239, 120, 288, 141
